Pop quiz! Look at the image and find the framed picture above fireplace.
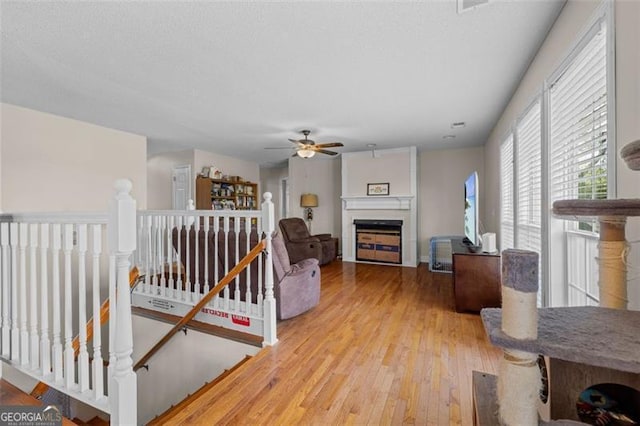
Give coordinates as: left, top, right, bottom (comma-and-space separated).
367, 182, 390, 196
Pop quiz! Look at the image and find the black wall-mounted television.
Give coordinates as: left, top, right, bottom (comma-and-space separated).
463, 171, 480, 249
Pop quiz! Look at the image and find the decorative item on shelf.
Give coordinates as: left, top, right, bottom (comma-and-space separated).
200, 166, 211, 177
210, 167, 222, 179
367, 182, 390, 196
300, 193, 319, 232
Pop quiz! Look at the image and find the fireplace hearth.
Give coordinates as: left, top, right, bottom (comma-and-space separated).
354, 219, 402, 264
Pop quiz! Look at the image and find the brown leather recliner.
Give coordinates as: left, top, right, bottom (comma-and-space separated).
278, 217, 337, 266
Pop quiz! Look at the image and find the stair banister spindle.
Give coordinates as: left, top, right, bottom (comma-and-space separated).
63, 223, 74, 388
77, 224, 90, 391
159, 216, 166, 293
244, 218, 252, 313
19, 223, 28, 365
145, 215, 152, 294
1, 223, 10, 357
91, 224, 104, 400
233, 218, 240, 311
107, 254, 116, 384
223, 217, 230, 309
261, 192, 277, 345
166, 215, 174, 298
203, 216, 210, 297
184, 211, 191, 302
256, 217, 264, 316
51, 224, 63, 382
29, 224, 40, 370
108, 179, 137, 425
193, 213, 201, 301
39, 224, 51, 377
9, 223, 19, 361
213, 217, 220, 307
176, 216, 183, 300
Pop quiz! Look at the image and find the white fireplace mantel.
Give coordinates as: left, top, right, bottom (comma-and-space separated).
341, 195, 413, 210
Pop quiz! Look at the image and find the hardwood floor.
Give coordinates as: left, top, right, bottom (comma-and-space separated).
163, 261, 502, 425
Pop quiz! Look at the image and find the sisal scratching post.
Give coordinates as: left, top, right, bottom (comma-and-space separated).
552, 199, 640, 310
497, 249, 540, 426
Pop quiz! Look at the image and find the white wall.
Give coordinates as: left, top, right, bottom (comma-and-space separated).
483, 0, 640, 308
1, 103, 147, 211
288, 156, 341, 238
342, 151, 412, 196
418, 147, 485, 261
147, 150, 194, 210
614, 0, 640, 309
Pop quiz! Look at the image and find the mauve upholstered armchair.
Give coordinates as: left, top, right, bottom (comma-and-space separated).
271, 232, 321, 320
278, 217, 338, 266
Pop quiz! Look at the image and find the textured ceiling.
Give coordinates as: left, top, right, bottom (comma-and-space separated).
0, 1, 565, 166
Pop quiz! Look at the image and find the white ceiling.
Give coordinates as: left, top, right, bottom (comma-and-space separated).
0, 0, 565, 167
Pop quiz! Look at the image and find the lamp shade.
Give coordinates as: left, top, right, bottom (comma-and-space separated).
300, 193, 318, 208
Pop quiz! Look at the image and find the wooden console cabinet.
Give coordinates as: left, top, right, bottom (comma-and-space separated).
451, 238, 501, 313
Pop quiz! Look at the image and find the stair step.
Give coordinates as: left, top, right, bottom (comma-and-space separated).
147, 355, 253, 425
132, 306, 263, 347
1, 379, 78, 425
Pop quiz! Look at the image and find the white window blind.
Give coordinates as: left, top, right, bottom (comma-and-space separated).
515, 99, 542, 255
500, 134, 514, 251
549, 21, 608, 208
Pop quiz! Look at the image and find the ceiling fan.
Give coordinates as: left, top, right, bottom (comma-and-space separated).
265, 130, 344, 158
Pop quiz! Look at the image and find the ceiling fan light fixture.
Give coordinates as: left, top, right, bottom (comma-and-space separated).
298, 149, 316, 158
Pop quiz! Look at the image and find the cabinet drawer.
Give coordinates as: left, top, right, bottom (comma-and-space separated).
375, 250, 400, 263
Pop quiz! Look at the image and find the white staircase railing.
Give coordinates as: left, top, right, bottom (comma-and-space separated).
0, 179, 137, 424
132, 192, 276, 346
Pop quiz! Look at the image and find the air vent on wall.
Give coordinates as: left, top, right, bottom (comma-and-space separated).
457, 0, 490, 14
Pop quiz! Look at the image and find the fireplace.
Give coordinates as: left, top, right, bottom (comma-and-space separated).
354, 219, 402, 264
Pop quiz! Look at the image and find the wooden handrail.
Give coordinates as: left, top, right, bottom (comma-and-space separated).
30, 267, 140, 399
133, 239, 266, 372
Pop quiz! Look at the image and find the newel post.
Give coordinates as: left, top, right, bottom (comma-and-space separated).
261, 192, 277, 346
108, 179, 137, 424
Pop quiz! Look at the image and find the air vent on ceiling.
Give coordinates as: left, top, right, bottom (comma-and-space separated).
457, 0, 490, 14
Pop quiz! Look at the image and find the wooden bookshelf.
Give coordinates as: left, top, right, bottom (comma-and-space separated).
195, 176, 258, 210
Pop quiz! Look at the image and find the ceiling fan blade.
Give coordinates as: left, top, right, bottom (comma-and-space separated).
291, 152, 299, 157
288, 139, 302, 144
315, 149, 339, 156
314, 142, 344, 148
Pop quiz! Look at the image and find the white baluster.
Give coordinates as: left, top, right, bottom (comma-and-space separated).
176, 216, 183, 300
19, 223, 28, 365
193, 213, 200, 301
213, 217, 220, 307
108, 179, 137, 425
244, 218, 252, 313
159, 216, 166, 294
77, 224, 89, 392
145, 216, 151, 294
166, 216, 174, 298
223, 217, 230, 309
51, 224, 63, 382
29, 224, 39, 370
262, 192, 277, 345
91, 225, 104, 400
256, 217, 264, 317
108, 254, 116, 384
151, 216, 159, 295
39, 224, 51, 377
1, 223, 10, 357
10, 223, 19, 361
203, 217, 210, 297
63, 223, 75, 388
234, 218, 240, 312
183, 212, 191, 302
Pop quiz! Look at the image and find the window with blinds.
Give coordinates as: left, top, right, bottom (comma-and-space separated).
515, 99, 542, 255
500, 134, 514, 251
549, 20, 608, 233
